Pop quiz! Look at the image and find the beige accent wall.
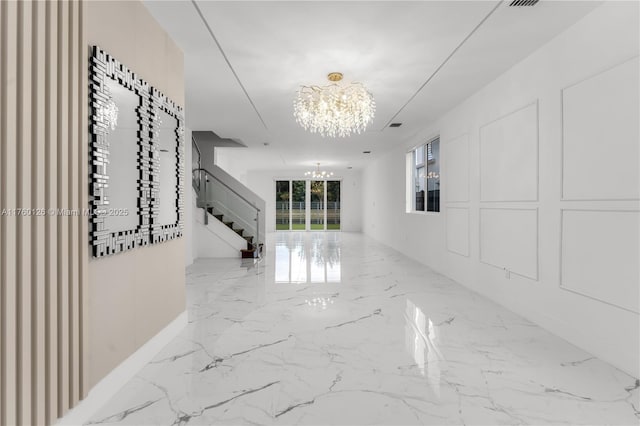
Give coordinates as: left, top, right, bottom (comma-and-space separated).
1, 1, 88, 424
84, 0, 186, 389
0, 1, 186, 424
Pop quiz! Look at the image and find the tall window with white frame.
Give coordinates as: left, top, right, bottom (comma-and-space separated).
275, 179, 341, 230
411, 137, 440, 212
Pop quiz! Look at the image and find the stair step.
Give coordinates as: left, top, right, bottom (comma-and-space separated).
243, 236, 254, 250
241, 242, 264, 258
206, 209, 253, 246
241, 248, 258, 259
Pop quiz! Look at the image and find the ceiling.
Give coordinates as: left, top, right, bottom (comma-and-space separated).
143, 0, 601, 172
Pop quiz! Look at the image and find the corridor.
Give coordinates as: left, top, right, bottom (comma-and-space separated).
88, 232, 639, 425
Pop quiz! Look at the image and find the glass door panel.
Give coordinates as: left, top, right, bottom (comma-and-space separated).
310, 181, 325, 230
275, 180, 290, 230
326, 180, 340, 230
291, 180, 306, 230
275, 179, 342, 232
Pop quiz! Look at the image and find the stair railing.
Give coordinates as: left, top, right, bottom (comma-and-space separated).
191, 136, 202, 192
193, 167, 261, 252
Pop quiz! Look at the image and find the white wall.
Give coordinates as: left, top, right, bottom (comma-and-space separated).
215, 147, 250, 186
362, 2, 639, 377
246, 169, 363, 233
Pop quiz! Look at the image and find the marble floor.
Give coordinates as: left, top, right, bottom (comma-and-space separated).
88, 232, 639, 425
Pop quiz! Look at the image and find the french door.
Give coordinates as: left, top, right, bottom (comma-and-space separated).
276, 180, 341, 231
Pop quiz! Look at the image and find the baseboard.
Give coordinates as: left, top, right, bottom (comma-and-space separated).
55, 310, 188, 426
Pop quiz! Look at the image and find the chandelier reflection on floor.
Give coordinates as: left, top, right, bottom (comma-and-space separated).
305, 163, 334, 179
293, 72, 376, 138
305, 296, 335, 310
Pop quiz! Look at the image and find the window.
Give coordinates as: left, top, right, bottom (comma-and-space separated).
275, 180, 291, 230
409, 137, 440, 212
275, 179, 341, 230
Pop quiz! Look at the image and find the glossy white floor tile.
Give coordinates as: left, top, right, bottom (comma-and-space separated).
88, 232, 639, 425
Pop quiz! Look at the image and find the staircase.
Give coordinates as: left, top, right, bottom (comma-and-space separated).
192, 135, 265, 259
206, 207, 263, 258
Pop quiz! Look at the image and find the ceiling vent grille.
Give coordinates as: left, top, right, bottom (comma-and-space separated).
509, 0, 539, 6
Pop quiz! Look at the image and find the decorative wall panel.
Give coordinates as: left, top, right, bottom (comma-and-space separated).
561, 56, 639, 200
479, 208, 538, 280
0, 1, 88, 424
446, 207, 470, 257
479, 102, 538, 202
444, 134, 469, 202
560, 209, 639, 313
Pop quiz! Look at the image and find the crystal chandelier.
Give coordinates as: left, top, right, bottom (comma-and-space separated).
294, 72, 376, 138
305, 163, 334, 179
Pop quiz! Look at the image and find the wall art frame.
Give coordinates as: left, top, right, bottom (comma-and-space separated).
89, 46, 152, 257
149, 87, 185, 244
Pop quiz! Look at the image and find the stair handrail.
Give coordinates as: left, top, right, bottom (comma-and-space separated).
191, 137, 202, 191
193, 167, 261, 214
192, 136, 202, 164
192, 135, 261, 254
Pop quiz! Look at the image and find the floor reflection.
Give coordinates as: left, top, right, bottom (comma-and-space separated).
89, 232, 640, 425
275, 232, 341, 284
303, 295, 336, 310
405, 299, 443, 397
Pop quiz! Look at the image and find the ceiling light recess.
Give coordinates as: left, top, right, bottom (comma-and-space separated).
294, 72, 376, 138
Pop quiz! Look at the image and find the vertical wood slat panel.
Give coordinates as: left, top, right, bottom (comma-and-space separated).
57, 0, 71, 417
17, 1, 33, 424
68, 0, 81, 407
45, 1, 60, 423
33, 2, 48, 424
0, 1, 7, 424
1, 1, 87, 423
0, 0, 4, 421
78, 0, 90, 400
1, 3, 18, 424
0, 1, 4, 419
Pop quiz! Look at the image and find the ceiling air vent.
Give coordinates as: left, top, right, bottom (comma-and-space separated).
509, 0, 539, 6
389, 123, 402, 128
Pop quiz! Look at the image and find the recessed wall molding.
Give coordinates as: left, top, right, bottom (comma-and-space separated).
479, 207, 539, 280
479, 100, 539, 203
559, 209, 639, 314
444, 133, 470, 203
560, 56, 639, 201
446, 206, 470, 257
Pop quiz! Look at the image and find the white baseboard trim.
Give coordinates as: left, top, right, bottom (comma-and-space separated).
56, 310, 188, 426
